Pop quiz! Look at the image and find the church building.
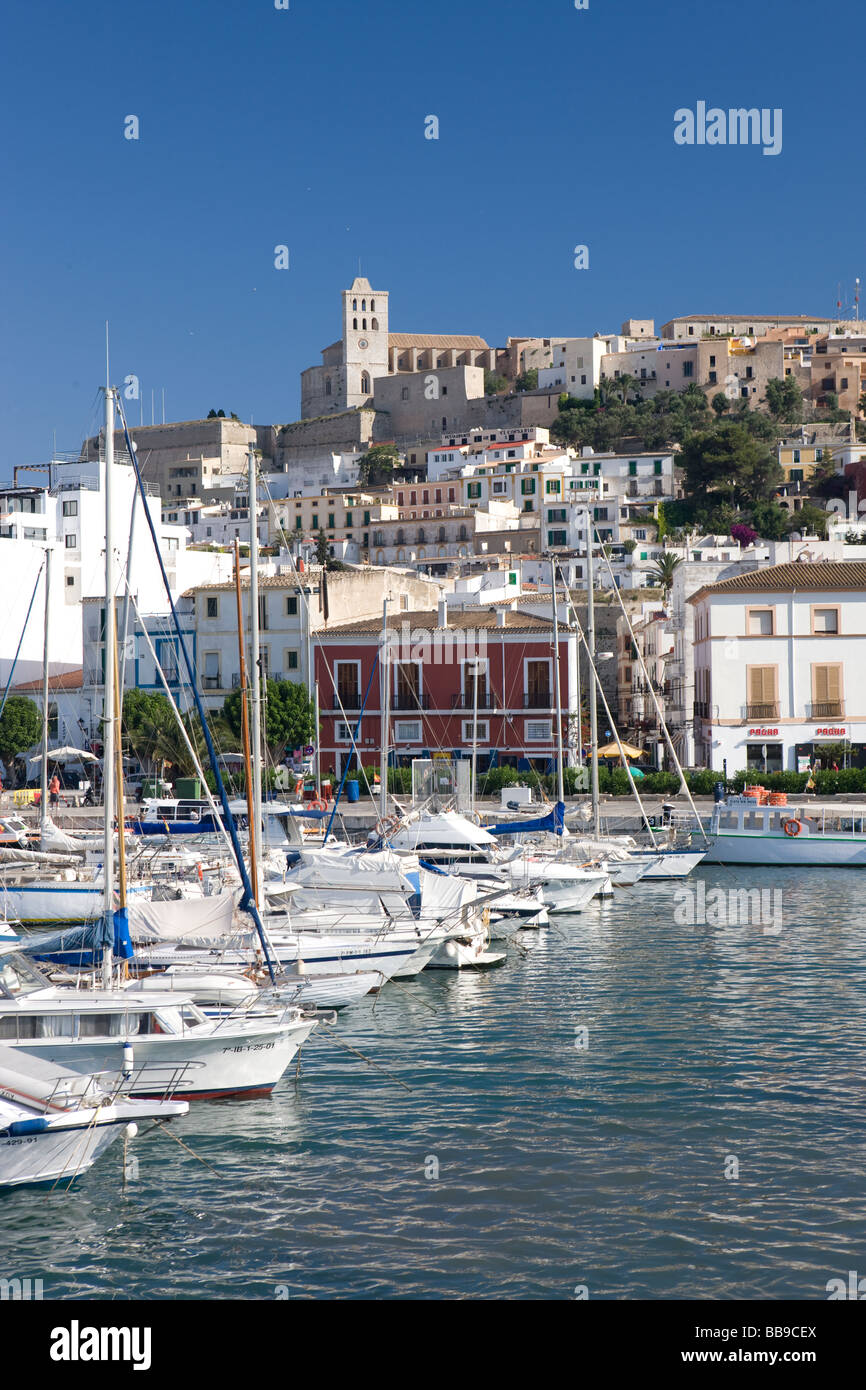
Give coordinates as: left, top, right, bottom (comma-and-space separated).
300, 276, 498, 419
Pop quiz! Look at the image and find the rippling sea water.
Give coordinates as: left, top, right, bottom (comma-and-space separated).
2, 867, 865, 1300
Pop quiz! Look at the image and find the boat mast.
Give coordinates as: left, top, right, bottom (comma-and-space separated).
585, 513, 600, 836
38, 548, 51, 843
112, 637, 128, 931
102, 379, 116, 989
234, 538, 259, 907
247, 443, 264, 902
379, 598, 389, 822
470, 656, 480, 819
550, 555, 565, 812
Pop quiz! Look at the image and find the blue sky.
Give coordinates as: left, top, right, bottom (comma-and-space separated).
1, 0, 862, 466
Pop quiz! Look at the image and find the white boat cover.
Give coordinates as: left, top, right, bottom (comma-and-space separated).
126, 890, 239, 942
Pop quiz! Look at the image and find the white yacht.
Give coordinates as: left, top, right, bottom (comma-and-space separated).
382, 810, 609, 913
0, 948, 319, 1100
0, 1045, 188, 1188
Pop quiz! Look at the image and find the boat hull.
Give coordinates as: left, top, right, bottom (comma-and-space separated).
701, 834, 866, 867
8, 1017, 317, 1100
0, 1120, 121, 1187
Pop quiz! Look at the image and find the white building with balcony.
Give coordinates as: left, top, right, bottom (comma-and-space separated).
689, 561, 866, 773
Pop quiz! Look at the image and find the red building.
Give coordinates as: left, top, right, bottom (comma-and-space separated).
315, 604, 574, 776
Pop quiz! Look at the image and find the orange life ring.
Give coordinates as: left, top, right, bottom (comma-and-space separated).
782, 818, 802, 837
310, 799, 327, 812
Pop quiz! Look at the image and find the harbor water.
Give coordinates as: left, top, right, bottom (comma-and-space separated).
2, 866, 864, 1300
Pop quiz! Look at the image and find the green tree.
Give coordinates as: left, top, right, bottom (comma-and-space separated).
484, 370, 508, 395
748, 499, 790, 540
650, 553, 682, 594
357, 444, 400, 487
515, 368, 538, 392
764, 377, 803, 422
0, 696, 42, 764
680, 423, 781, 508
121, 689, 178, 765
315, 529, 330, 566
224, 679, 315, 760
711, 392, 730, 416
785, 503, 831, 539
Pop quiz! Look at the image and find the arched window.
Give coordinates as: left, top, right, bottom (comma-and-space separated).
397, 548, 405, 562
417, 548, 426, 559
438, 526, 446, 542
361, 299, 366, 311
376, 550, 385, 564
353, 318, 357, 329
325, 378, 332, 396
352, 298, 357, 311
370, 299, 375, 311
362, 318, 367, 330
437, 546, 445, 557
360, 372, 371, 394
371, 318, 378, 331
396, 529, 405, 545
417, 528, 425, 543
459, 524, 468, 541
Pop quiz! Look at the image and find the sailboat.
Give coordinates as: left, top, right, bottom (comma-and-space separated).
2, 379, 321, 1098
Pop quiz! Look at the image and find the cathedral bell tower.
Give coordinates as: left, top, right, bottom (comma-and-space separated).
342, 277, 389, 407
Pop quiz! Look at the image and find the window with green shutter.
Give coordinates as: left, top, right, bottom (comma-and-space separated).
654, 460, 662, 474
629, 461, 638, 476
345, 511, 353, 527
521, 479, 535, 495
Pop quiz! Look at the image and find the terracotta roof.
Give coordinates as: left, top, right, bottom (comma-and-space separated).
182, 569, 324, 596
688, 561, 866, 603
388, 334, 489, 350
13, 669, 83, 692
318, 609, 554, 637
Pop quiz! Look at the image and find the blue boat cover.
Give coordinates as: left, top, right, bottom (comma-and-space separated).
487, 801, 565, 836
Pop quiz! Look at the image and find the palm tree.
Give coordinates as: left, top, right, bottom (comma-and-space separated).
650, 552, 682, 595
598, 376, 621, 406
616, 373, 641, 406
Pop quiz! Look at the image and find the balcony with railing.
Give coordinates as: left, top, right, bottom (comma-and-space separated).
333, 692, 362, 710
807, 701, 845, 719
693, 701, 719, 720
391, 691, 430, 710
745, 702, 780, 720
523, 691, 553, 708
451, 692, 496, 710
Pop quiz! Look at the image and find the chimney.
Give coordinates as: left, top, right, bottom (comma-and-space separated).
438, 598, 448, 627
496, 607, 507, 627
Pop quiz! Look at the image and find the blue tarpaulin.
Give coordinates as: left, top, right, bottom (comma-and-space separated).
488, 801, 565, 836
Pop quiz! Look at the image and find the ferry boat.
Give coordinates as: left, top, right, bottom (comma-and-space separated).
702, 797, 866, 866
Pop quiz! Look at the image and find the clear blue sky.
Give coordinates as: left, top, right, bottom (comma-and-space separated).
1, 0, 861, 467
